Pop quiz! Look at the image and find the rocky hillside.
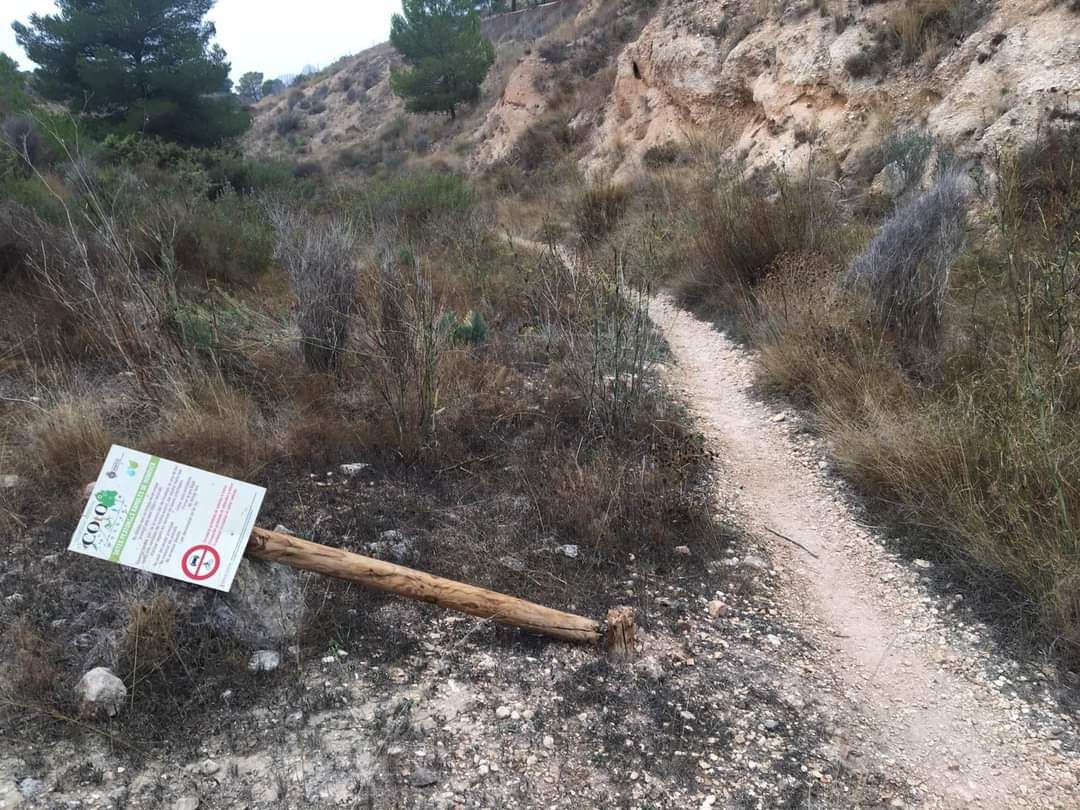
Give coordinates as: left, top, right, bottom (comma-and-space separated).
247, 0, 1080, 192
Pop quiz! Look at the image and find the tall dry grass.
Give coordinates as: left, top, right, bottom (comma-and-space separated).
753, 125, 1080, 659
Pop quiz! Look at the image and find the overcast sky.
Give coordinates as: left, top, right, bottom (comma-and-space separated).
2, 0, 400, 80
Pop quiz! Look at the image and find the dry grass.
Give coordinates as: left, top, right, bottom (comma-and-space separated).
120, 590, 180, 683
671, 164, 844, 327
149, 379, 273, 480
20, 398, 114, 495
887, 0, 984, 63
751, 124, 1080, 660
572, 182, 629, 245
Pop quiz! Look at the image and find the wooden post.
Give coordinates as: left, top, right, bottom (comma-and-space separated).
605, 606, 637, 661
246, 527, 602, 645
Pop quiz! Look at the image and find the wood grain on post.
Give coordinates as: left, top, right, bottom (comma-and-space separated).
246, 527, 603, 645
605, 606, 637, 661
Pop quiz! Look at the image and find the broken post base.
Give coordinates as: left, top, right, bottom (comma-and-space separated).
605, 605, 637, 661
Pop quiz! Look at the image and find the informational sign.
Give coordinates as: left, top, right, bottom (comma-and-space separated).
68, 445, 265, 592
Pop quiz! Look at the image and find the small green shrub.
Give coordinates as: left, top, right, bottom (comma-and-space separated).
170, 288, 257, 355
442, 310, 489, 345
172, 195, 274, 287
364, 171, 477, 230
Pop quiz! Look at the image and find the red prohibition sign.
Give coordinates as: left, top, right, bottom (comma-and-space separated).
182, 544, 220, 581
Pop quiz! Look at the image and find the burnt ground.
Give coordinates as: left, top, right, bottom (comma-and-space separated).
0, 456, 916, 808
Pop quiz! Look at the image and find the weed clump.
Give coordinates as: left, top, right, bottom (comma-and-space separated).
672, 168, 842, 323
574, 183, 628, 245
847, 170, 969, 363
270, 207, 360, 373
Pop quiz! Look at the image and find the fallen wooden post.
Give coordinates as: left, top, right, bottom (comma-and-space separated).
246, 527, 605, 645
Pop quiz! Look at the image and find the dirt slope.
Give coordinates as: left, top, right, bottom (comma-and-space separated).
245, 0, 1080, 188
650, 296, 1080, 808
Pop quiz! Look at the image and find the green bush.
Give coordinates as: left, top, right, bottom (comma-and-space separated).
102, 134, 300, 196
172, 194, 274, 287
170, 288, 257, 356
364, 171, 477, 230
442, 310, 489, 345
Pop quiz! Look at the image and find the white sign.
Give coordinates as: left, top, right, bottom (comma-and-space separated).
69, 445, 266, 592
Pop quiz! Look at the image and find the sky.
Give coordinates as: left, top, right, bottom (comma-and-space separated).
2, 0, 400, 81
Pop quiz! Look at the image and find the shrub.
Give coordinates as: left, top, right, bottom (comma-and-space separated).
293, 160, 322, 179
307, 100, 328, 115
887, 0, 984, 63
270, 207, 360, 373
172, 195, 274, 287
354, 254, 447, 441
275, 110, 303, 136
512, 117, 579, 172
443, 309, 488, 345
538, 40, 570, 63
642, 141, 684, 169
337, 143, 384, 172
846, 170, 969, 363
2, 115, 41, 173
364, 171, 477, 231
573, 183, 628, 245
844, 36, 893, 79
170, 288, 257, 356
997, 122, 1080, 239
673, 168, 842, 319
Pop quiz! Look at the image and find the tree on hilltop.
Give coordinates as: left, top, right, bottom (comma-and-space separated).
237, 71, 264, 103
389, 0, 495, 121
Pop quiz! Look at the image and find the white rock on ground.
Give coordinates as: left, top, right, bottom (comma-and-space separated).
75, 667, 127, 718
248, 650, 281, 673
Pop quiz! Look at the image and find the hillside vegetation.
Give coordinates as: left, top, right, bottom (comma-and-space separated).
1, 0, 1079, 790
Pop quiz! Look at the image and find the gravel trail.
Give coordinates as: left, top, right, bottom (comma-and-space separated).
651, 296, 1080, 809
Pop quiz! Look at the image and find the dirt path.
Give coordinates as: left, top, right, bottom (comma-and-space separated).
650, 296, 1080, 809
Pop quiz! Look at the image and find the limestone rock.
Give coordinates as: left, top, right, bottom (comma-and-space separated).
75, 667, 127, 718
215, 558, 303, 647
871, 162, 907, 200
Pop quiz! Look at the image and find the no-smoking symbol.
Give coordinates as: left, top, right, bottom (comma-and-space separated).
181, 544, 220, 581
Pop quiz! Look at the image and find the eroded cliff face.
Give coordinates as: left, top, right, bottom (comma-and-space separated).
578, 0, 1080, 180
248, 0, 1080, 186
482, 0, 1080, 184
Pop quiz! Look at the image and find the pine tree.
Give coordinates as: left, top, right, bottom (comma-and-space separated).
12, 0, 249, 145
389, 0, 495, 121
237, 71, 264, 103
